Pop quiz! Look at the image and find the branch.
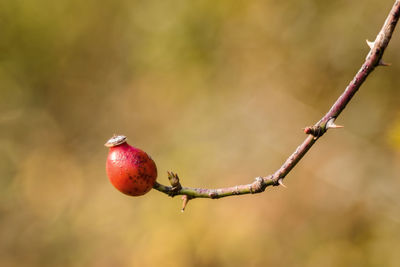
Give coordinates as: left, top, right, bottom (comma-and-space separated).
153, 1, 400, 207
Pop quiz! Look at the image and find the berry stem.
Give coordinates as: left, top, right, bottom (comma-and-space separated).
153, 1, 400, 202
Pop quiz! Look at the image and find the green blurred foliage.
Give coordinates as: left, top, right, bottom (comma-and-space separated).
1, 0, 400, 266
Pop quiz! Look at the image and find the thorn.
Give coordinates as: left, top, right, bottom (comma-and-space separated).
326, 118, 344, 129
366, 39, 375, 49
379, 60, 391, 66
327, 124, 344, 129
181, 195, 190, 212
278, 179, 287, 188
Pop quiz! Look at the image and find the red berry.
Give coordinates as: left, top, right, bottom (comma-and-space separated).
105, 135, 157, 196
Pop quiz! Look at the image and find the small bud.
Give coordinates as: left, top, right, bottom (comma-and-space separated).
304, 125, 324, 137
168, 171, 182, 191
304, 127, 312, 134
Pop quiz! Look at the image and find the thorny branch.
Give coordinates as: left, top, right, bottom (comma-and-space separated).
153, 1, 400, 211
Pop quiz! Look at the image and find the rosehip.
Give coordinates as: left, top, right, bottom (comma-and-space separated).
105, 135, 157, 196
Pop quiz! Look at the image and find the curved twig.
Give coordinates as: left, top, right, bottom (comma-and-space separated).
153, 1, 400, 205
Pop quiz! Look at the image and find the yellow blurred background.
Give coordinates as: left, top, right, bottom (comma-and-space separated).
1, 0, 400, 266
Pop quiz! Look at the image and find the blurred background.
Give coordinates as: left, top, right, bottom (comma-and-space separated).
1, 0, 400, 266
